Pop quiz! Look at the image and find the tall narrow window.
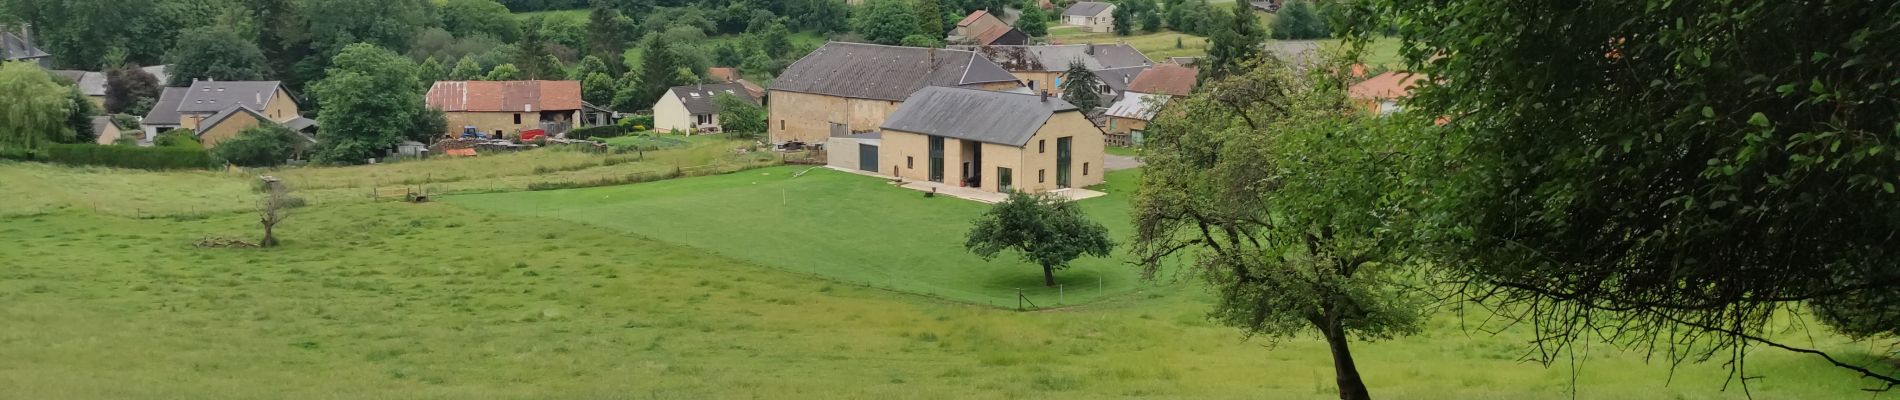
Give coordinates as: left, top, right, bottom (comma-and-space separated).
514, 114, 522, 124
1056, 137, 1072, 188
928, 136, 945, 182
1039, 140, 1046, 153
998, 168, 1014, 192
1039, 169, 1046, 183
1084, 162, 1090, 176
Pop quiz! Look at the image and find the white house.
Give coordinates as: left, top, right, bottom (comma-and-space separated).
1062, 2, 1116, 33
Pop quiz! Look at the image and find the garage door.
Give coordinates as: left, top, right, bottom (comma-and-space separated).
858, 144, 878, 172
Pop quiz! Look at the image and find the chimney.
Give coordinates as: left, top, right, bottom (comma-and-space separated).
1040, 90, 1049, 102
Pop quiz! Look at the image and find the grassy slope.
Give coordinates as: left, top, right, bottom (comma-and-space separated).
447, 166, 1147, 306
0, 167, 1883, 398
1048, 13, 1404, 68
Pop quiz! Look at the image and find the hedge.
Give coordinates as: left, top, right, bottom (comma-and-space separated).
40, 144, 219, 170
569, 125, 637, 140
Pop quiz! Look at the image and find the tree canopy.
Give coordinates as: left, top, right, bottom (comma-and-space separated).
213, 123, 301, 167
852, 0, 922, 45
309, 44, 423, 164
1203, 1, 1265, 78
0, 63, 73, 153
105, 66, 162, 115
166, 26, 272, 86
965, 192, 1115, 287
1060, 61, 1103, 111
1349, 0, 1900, 390
713, 93, 765, 139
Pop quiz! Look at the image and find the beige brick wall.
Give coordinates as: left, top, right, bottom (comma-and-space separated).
876, 109, 1105, 193
443, 110, 580, 138
1011, 110, 1106, 192
770, 82, 1025, 144
197, 111, 263, 149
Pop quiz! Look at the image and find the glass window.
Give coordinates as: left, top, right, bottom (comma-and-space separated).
998, 168, 1014, 192
514, 114, 522, 124
1084, 162, 1090, 176
1039, 169, 1046, 183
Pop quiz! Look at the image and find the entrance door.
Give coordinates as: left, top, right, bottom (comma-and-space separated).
1056, 137, 1073, 188
927, 136, 945, 183
858, 144, 878, 172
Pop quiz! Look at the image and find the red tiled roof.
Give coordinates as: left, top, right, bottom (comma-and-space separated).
975, 25, 1014, 45
957, 10, 990, 27
709, 67, 740, 82
1348, 72, 1426, 101
1127, 64, 1198, 97
426, 80, 583, 112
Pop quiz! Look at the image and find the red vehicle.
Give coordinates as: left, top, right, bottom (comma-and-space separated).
518, 129, 547, 142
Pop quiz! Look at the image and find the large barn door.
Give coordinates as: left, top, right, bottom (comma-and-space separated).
858, 144, 878, 172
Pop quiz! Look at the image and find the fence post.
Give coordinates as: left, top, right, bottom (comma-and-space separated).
1059, 284, 1064, 304
1017, 288, 1023, 311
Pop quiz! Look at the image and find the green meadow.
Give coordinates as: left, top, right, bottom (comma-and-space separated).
0, 147, 1888, 398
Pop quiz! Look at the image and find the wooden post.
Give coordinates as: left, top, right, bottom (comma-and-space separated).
1017, 288, 1023, 311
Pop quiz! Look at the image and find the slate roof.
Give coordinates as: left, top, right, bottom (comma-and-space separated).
284, 117, 319, 132
771, 42, 1020, 101
427, 80, 583, 112
51, 70, 107, 96
90, 116, 116, 138
968, 44, 1151, 72
667, 82, 759, 115
0, 30, 49, 61
1095, 66, 1148, 95
880, 86, 1078, 147
178, 81, 287, 114
141, 65, 170, 84
1127, 64, 1198, 97
142, 87, 190, 126
1063, 2, 1114, 17
199, 106, 267, 132
1104, 92, 1170, 121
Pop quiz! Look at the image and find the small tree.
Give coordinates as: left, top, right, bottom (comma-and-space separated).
966, 192, 1116, 287
713, 93, 765, 138
418, 57, 445, 85
63, 86, 99, 144
448, 57, 485, 80
582, 72, 616, 106
853, 0, 923, 45
484, 63, 522, 81
1060, 60, 1104, 110
1018, 6, 1050, 37
916, 0, 946, 38
1270, 1, 1329, 40
258, 176, 293, 248
1112, 5, 1134, 36
1204, 1, 1266, 78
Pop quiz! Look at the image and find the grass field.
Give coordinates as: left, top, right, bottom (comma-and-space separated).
447, 166, 1147, 306
1050, 25, 1406, 68
0, 159, 1888, 398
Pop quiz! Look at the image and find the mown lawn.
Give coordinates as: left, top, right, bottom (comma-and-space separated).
0, 164, 1884, 398
446, 166, 1149, 306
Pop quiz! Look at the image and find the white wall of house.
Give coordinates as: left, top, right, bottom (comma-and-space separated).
652, 93, 694, 133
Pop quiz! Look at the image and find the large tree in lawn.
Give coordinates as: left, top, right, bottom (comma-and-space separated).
966, 192, 1115, 287
0, 63, 74, 152
166, 26, 272, 87
1133, 58, 1430, 400
1059, 61, 1104, 110
1351, 0, 1900, 389
309, 44, 424, 164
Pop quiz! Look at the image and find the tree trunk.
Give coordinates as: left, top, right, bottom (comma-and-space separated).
1322, 324, 1373, 400
1042, 264, 1056, 287
261, 219, 277, 248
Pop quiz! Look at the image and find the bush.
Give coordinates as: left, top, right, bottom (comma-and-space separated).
40, 144, 218, 170
618, 114, 655, 130
569, 124, 637, 140
214, 124, 301, 167
155, 129, 201, 148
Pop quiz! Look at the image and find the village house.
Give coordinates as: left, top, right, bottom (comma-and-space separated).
90, 117, 122, 145
426, 80, 582, 138
139, 80, 311, 148
843, 86, 1105, 194
1125, 63, 1199, 98
1061, 2, 1116, 33
50, 70, 107, 110
948, 10, 1027, 46
652, 82, 760, 134
967, 44, 1152, 97
0, 24, 51, 67
1101, 92, 1169, 146
1348, 71, 1427, 115
768, 42, 1021, 145
140, 87, 188, 140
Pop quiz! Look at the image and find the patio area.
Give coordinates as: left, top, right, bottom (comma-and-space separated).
824, 166, 1107, 204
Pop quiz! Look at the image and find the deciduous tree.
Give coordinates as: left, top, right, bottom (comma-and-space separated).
440, 0, 521, 42
1352, 0, 1900, 390
965, 192, 1115, 287
105, 66, 162, 115
1017, 6, 1050, 37
449, 57, 485, 80
852, 0, 922, 45
484, 63, 521, 80
712, 93, 765, 138
0, 63, 72, 153
309, 44, 423, 164
166, 26, 272, 86
1134, 59, 1431, 400
214, 123, 300, 167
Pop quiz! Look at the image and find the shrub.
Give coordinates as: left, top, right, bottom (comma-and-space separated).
155, 129, 201, 148
214, 124, 301, 167
41, 144, 218, 170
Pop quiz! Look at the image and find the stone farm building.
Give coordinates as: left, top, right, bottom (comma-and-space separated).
768, 42, 1021, 145
967, 44, 1152, 98
841, 86, 1106, 194
427, 80, 583, 139
651, 82, 759, 134
948, 10, 1027, 46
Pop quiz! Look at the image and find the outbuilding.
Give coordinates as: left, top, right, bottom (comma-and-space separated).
872, 86, 1105, 193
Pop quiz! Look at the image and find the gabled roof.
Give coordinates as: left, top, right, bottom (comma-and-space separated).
142, 87, 190, 126
1063, 2, 1114, 17
881, 86, 1078, 147
197, 106, 267, 134
974, 26, 1028, 46
666, 82, 759, 115
52, 70, 106, 96
1095, 66, 1148, 94
957, 10, 993, 27
708, 67, 740, 82
178, 81, 287, 114
1349, 71, 1427, 101
427, 80, 583, 112
771, 42, 1020, 101
90, 116, 117, 137
1127, 64, 1198, 97
0, 30, 49, 61
1104, 92, 1170, 121
968, 44, 1152, 72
